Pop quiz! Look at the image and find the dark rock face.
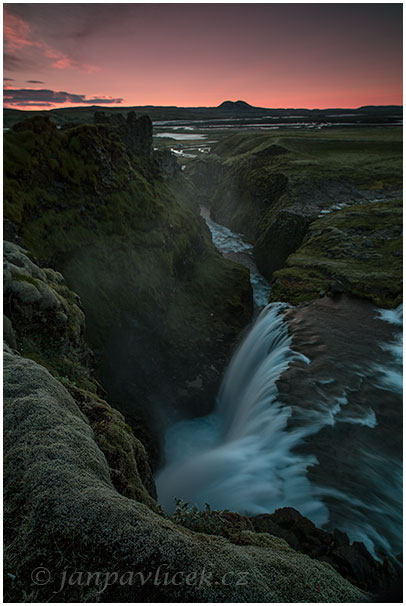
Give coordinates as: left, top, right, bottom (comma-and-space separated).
255, 209, 312, 279
186, 157, 225, 204
251, 508, 402, 597
93, 110, 152, 157
210, 167, 289, 243
125, 111, 153, 157
153, 148, 179, 180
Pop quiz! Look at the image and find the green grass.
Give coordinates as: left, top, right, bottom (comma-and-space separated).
212, 128, 402, 189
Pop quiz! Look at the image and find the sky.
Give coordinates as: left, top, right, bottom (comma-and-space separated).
3, 3, 403, 110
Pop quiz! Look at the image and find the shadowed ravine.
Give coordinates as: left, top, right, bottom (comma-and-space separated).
156, 214, 402, 562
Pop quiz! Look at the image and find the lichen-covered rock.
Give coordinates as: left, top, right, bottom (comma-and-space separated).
66, 383, 157, 505
3, 240, 93, 387
4, 348, 366, 603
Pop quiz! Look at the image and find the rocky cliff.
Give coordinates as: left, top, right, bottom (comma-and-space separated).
4, 115, 252, 463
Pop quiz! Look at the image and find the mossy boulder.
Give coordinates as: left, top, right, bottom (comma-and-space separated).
3, 239, 95, 391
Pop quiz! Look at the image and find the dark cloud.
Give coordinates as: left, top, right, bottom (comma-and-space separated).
3, 88, 123, 107
12, 102, 54, 107
4, 77, 15, 81
4, 52, 24, 71
26, 80, 45, 84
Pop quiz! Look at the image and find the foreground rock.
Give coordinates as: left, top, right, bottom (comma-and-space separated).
4, 347, 366, 603
251, 508, 401, 596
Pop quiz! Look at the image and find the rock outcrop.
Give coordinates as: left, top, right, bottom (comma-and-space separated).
153, 148, 179, 180
93, 110, 153, 157
251, 508, 401, 595
269, 199, 402, 308
4, 239, 93, 385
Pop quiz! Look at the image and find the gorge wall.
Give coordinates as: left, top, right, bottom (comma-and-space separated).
190, 131, 402, 308
4, 115, 252, 463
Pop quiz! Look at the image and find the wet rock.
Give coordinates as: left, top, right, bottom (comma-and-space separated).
250, 507, 401, 595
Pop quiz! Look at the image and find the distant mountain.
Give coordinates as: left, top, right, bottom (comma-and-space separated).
217, 100, 256, 111
357, 105, 402, 113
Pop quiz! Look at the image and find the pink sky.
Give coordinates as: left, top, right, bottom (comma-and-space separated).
3, 3, 403, 110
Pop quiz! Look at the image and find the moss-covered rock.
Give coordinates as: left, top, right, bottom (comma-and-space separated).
4, 347, 366, 603
4, 239, 159, 505
3, 239, 95, 390
269, 199, 402, 308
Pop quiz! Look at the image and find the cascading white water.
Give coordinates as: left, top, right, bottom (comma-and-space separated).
200, 207, 270, 308
156, 300, 403, 560
156, 304, 331, 522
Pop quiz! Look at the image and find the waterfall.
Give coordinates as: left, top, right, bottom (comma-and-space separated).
156, 303, 330, 523
156, 301, 403, 560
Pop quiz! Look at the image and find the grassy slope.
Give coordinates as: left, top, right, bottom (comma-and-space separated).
213, 128, 402, 188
